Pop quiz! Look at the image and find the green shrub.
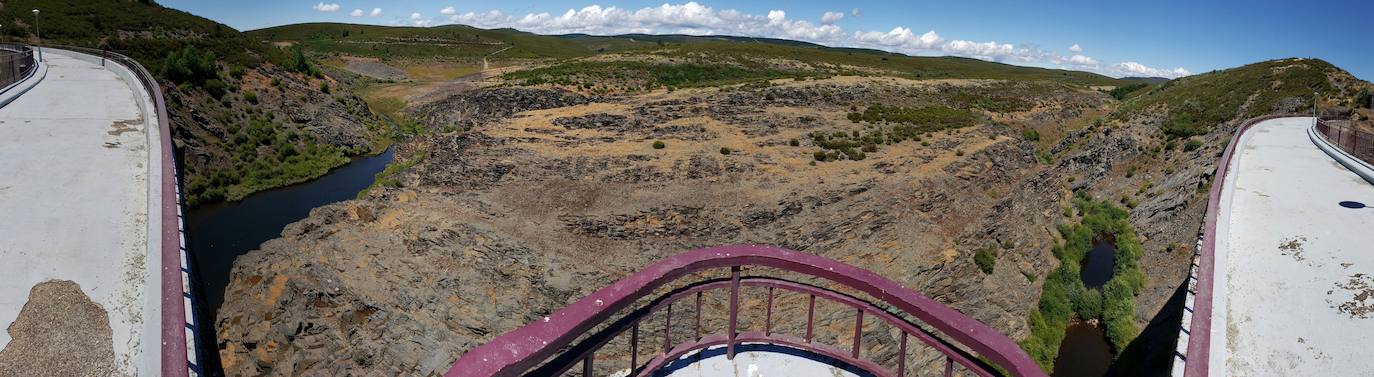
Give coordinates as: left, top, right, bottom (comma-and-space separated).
1125, 165, 1137, 178
202, 79, 227, 99
243, 91, 259, 104
320, 82, 331, 94
719, 146, 732, 155
652, 140, 665, 149
1184, 139, 1203, 152
1074, 287, 1104, 320
1357, 88, 1372, 109
789, 138, 800, 147
160, 46, 218, 85
1022, 129, 1041, 141
974, 247, 997, 274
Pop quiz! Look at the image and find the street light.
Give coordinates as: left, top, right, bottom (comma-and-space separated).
31, 9, 39, 62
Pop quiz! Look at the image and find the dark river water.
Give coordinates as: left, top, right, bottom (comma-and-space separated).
184, 148, 393, 375
1052, 321, 1113, 377
1080, 236, 1117, 289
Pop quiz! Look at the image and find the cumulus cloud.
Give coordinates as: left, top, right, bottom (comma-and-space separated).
1110, 62, 1191, 78
437, 2, 1187, 78
370, 8, 383, 17
1069, 43, 1083, 53
350, 9, 364, 17
312, 2, 340, 12
440, 6, 457, 15
852, 8, 862, 17
821, 11, 844, 25
408, 12, 434, 27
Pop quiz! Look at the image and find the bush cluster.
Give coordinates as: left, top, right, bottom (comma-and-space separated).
161, 46, 226, 98
845, 104, 980, 128
974, 247, 997, 274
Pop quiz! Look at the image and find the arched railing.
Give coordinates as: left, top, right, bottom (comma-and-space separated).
447, 245, 1044, 377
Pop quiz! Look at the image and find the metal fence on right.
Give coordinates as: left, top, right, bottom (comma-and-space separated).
0, 44, 36, 90
1316, 119, 1374, 165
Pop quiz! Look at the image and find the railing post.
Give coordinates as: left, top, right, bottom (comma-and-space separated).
944, 355, 954, 377
727, 266, 740, 360
851, 309, 864, 358
694, 291, 702, 340
805, 294, 816, 342
630, 321, 639, 370
897, 333, 908, 377
583, 353, 594, 377
764, 287, 774, 335
663, 302, 672, 354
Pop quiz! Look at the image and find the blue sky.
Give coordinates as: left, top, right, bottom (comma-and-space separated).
162, 0, 1373, 80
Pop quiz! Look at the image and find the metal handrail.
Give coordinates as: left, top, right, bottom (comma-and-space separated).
0, 44, 35, 91
447, 244, 1044, 377
1315, 118, 1374, 165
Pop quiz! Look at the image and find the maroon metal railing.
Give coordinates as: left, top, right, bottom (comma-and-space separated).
0, 44, 36, 91
1315, 118, 1374, 165
447, 245, 1044, 377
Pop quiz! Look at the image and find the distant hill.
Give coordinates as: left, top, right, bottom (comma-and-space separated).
250, 22, 1127, 86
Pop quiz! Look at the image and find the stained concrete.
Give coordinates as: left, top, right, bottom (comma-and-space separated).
1209, 117, 1374, 376
0, 51, 159, 376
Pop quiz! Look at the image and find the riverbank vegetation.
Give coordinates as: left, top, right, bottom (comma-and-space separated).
1020, 194, 1146, 371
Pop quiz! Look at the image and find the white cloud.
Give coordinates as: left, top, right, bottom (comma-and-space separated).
410, 12, 433, 26
1110, 62, 1192, 78
350, 9, 364, 17
436, 2, 1187, 78
441, 6, 457, 15
821, 11, 844, 25
1069, 43, 1082, 53
851, 8, 862, 17
370, 8, 383, 17
312, 2, 340, 12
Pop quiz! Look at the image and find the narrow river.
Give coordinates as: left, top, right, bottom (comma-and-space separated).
1053, 235, 1118, 377
184, 148, 394, 375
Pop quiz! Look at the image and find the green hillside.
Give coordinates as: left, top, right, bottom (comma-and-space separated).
0, 0, 269, 67
1114, 58, 1348, 137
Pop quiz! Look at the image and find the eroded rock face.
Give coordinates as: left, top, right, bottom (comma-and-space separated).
0, 280, 118, 377
215, 77, 1198, 376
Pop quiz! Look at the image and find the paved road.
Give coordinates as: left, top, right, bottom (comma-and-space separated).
0, 51, 162, 375
1209, 117, 1374, 375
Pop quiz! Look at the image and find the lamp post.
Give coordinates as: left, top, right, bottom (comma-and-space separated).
31, 9, 39, 62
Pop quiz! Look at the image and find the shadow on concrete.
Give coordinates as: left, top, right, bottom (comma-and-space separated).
1107, 276, 1189, 377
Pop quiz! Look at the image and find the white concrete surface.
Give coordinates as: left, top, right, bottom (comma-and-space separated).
0, 51, 160, 376
656, 344, 862, 377
1209, 117, 1374, 376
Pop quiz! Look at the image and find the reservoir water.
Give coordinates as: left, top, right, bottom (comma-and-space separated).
184, 148, 394, 376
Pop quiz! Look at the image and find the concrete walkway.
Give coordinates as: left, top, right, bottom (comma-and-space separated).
655, 344, 863, 377
1210, 117, 1374, 375
0, 52, 159, 375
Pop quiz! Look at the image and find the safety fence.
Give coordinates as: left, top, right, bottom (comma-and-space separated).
1315, 119, 1374, 165
448, 245, 1045, 377
0, 44, 36, 90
